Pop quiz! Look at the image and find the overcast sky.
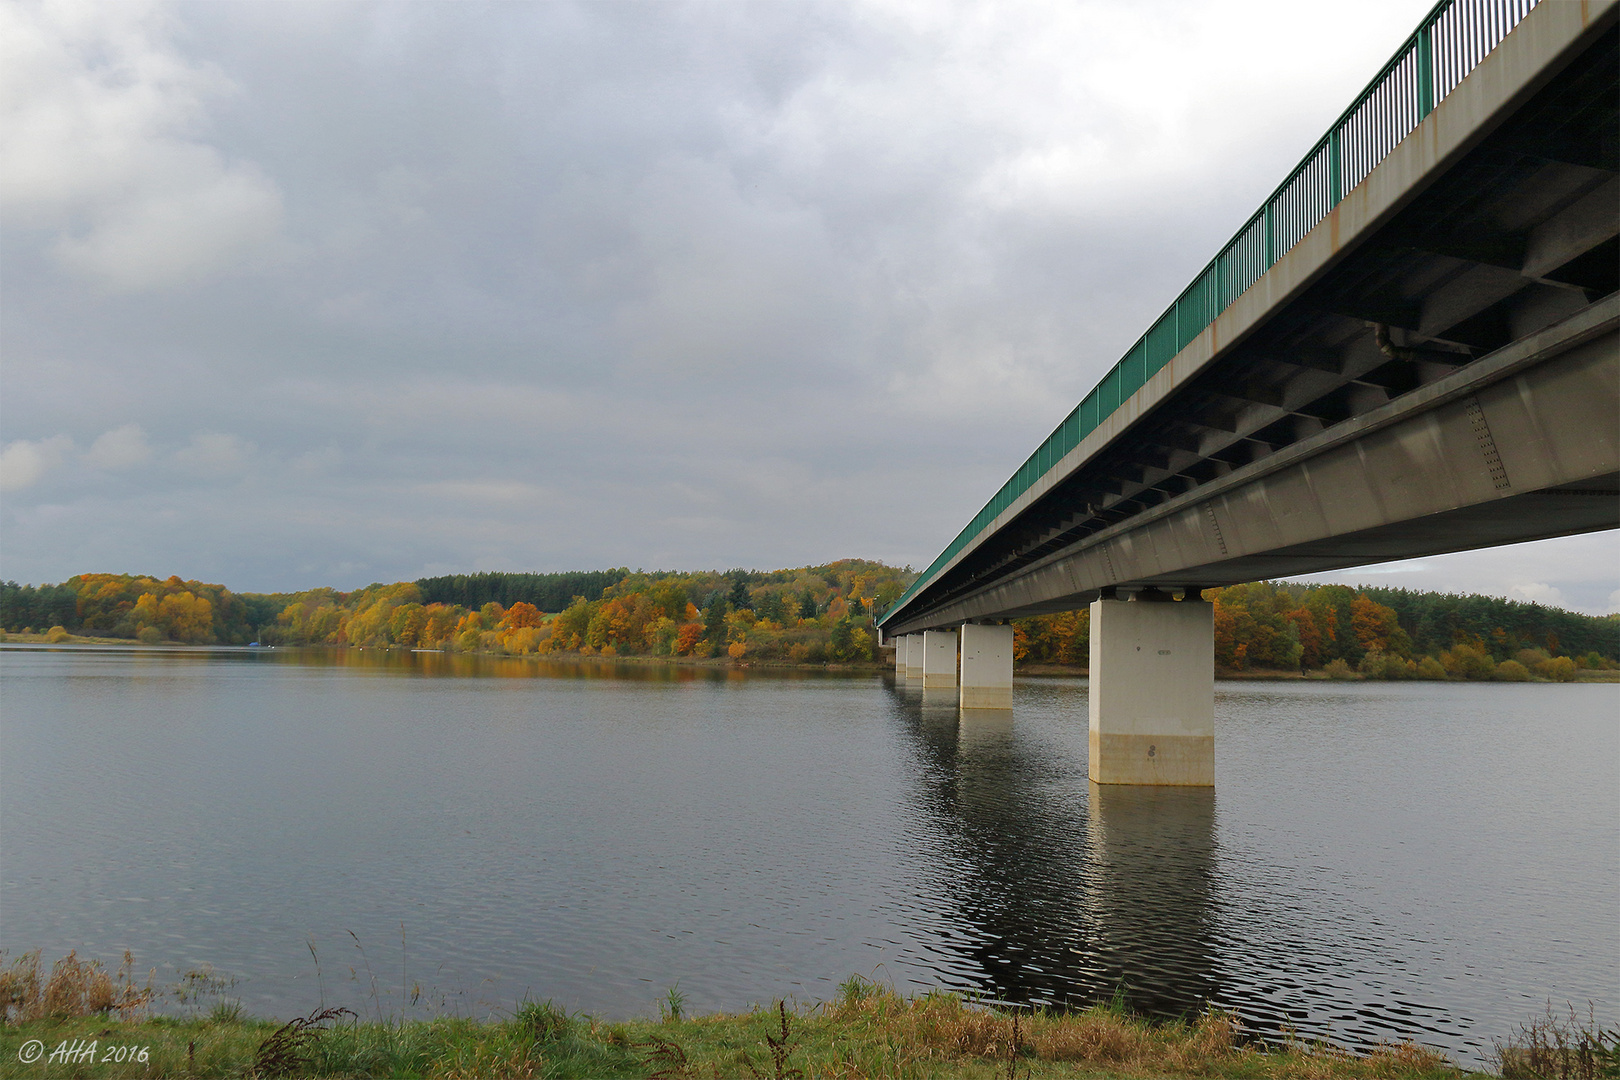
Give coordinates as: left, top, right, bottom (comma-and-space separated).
2, 0, 1615, 611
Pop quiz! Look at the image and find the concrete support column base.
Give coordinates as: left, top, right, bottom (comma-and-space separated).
1087, 732, 1215, 783
959, 623, 1013, 709
922, 629, 958, 689
1088, 596, 1214, 786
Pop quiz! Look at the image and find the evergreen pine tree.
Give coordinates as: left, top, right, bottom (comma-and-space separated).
829, 617, 853, 660
703, 594, 729, 644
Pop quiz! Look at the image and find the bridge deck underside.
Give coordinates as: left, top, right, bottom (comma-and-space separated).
887, 18, 1618, 634
893, 316, 1618, 629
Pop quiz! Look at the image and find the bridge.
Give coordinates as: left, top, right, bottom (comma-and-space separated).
878, 0, 1619, 785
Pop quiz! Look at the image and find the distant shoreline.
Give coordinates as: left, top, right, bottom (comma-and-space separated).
0, 634, 886, 674
6, 634, 1617, 681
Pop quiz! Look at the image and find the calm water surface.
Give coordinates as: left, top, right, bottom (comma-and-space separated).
1, 645, 1614, 1062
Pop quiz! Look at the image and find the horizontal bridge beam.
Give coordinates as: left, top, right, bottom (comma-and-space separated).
884, 300, 1617, 633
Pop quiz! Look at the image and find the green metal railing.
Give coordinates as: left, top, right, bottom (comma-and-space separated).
882, 0, 1540, 627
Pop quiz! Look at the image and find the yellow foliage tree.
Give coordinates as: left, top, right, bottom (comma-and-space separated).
157, 592, 215, 643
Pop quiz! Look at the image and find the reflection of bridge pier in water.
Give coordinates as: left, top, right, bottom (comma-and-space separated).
1080, 782, 1219, 1018
889, 684, 1220, 1017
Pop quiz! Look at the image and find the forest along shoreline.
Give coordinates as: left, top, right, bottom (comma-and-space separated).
3, 562, 1617, 682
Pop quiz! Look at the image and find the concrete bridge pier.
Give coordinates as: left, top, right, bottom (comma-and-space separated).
959, 623, 1014, 710
893, 634, 910, 678
904, 634, 924, 682
922, 629, 958, 689
1088, 592, 1214, 786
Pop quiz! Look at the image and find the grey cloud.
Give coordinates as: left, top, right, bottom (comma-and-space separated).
83, 424, 154, 470
6, 0, 1610, 608
0, 0, 286, 290
0, 434, 72, 492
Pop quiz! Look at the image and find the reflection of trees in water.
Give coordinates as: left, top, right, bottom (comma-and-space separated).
888, 681, 1219, 1019
256, 649, 850, 684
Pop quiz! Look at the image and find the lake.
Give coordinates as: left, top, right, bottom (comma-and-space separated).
0, 644, 1614, 1063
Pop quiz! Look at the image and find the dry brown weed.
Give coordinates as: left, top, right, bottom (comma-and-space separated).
1032, 1009, 1154, 1064
1361, 1039, 1452, 1076
1493, 1004, 1616, 1080
909, 996, 1007, 1059
1161, 1009, 1244, 1072
0, 949, 153, 1023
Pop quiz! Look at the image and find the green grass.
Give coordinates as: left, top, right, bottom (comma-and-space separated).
0, 984, 1483, 1080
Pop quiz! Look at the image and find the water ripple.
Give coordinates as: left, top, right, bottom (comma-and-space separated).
1, 646, 1614, 1063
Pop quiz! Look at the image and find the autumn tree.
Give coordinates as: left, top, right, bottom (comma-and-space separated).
1351, 595, 1410, 657
1303, 584, 1360, 665
503, 602, 544, 630
1285, 608, 1323, 668
174, 592, 216, 643
674, 621, 704, 655
550, 597, 595, 651
389, 603, 427, 647
1012, 609, 1089, 665
647, 579, 691, 623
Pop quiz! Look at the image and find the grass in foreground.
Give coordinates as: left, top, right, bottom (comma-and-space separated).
0, 977, 1482, 1080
